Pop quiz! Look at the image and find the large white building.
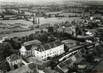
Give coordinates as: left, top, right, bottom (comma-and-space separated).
32, 41, 65, 60
20, 40, 65, 60
20, 40, 41, 57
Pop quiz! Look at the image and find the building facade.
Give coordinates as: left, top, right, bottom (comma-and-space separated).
6, 54, 23, 70
19, 40, 41, 58
32, 42, 65, 60
20, 40, 64, 60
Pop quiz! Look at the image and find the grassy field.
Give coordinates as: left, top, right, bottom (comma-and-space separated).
0, 20, 33, 28
0, 29, 40, 38
39, 17, 82, 24
0, 16, 82, 38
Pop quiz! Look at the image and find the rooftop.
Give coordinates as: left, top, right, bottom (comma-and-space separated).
7, 54, 21, 62
46, 11, 62, 15
23, 40, 41, 46
27, 57, 43, 65
23, 40, 41, 50
35, 41, 63, 52
62, 39, 78, 48
7, 65, 32, 73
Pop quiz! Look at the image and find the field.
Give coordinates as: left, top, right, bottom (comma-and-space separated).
0, 29, 40, 38
39, 17, 82, 24
0, 15, 82, 38
0, 20, 33, 28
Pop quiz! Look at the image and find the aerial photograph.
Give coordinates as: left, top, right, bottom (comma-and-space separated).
0, 0, 103, 73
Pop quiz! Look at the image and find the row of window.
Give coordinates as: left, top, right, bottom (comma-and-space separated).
10, 60, 22, 65
26, 51, 33, 57
38, 49, 64, 59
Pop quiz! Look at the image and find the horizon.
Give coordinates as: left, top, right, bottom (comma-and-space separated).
0, 0, 103, 5
0, 0, 103, 3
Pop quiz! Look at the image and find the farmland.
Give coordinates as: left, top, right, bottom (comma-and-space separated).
0, 13, 83, 38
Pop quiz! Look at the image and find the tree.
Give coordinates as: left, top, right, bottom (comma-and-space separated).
0, 42, 16, 71
28, 63, 39, 73
28, 34, 34, 41
2, 42, 19, 58
0, 60, 10, 72
8, 38, 21, 50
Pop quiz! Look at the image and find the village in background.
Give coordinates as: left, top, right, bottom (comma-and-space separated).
0, 0, 103, 73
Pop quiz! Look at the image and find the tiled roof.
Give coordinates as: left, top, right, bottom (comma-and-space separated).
35, 41, 62, 52
62, 39, 77, 48
62, 39, 77, 43
46, 11, 62, 15
7, 54, 21, 62
23, 40, 41, 46
59, 58, 73, 68
27, 57, 43, 65
7, 65, 31, 73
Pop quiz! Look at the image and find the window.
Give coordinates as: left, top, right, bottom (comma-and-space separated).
37, 52, 39, 54
50, 52, 52, 55
42, 56, 44, 59
47, 53, 49, 56
14, 64, 18, 69
45, 55, 46, 57
54, 51, 56, 54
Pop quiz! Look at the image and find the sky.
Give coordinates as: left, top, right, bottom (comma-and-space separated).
0, 0, 103, 5
0, 0, 63, 3
0, 0, 103, 2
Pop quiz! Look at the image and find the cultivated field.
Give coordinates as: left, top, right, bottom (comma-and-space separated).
0, 15, 82, 38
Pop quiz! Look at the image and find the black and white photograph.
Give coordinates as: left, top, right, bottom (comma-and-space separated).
0, 0, 103, 73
